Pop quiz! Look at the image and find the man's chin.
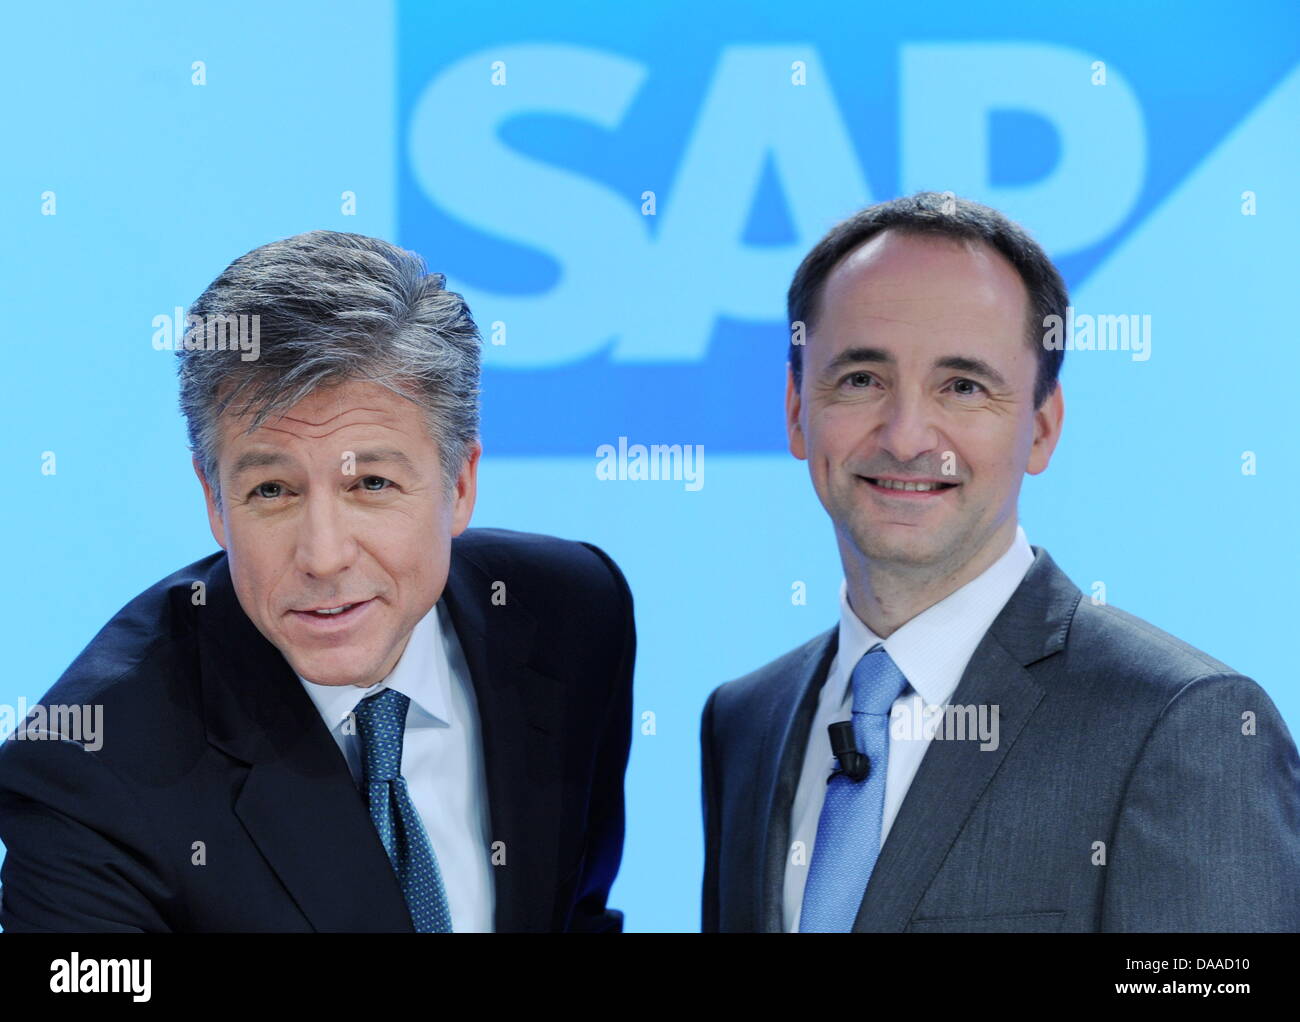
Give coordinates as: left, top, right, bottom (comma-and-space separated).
287, 653, 384, 688
849, 523, 950, 567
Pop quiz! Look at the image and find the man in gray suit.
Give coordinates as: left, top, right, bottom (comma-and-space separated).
700, 192, 1300, 933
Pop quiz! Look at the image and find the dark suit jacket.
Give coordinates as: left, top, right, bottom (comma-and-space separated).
0, 527, 635, 932
701, 545, 1300, 932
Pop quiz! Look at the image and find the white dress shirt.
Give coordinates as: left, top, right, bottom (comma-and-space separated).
296, 599, 495, 932
783, 524, 1036, 931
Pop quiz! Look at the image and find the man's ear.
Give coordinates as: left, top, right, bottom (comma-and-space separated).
786, 363, 807, 460
1026, 382, 1065, 476
449, 440, 482, 537
193, 457, 228, 550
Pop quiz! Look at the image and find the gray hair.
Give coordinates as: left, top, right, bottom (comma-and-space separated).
177, 230, 481, 508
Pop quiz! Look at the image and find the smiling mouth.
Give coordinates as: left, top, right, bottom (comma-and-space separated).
864, 477, 959, 493
289, 598, 374, 622
308, 603, 358, 616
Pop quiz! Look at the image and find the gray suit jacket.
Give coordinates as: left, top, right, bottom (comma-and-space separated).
701, 545, 1300, 932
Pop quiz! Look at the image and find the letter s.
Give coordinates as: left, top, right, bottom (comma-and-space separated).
408, 44, 649, 368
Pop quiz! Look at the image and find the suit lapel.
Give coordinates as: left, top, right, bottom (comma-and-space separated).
198, 557, 415, 931
439, 543, 569, 933
755, 627, 838, 932
850, 635, 1044, 931
755, 545, 1081, 934
851, 545, 1081, 931
198, 545, 570, 932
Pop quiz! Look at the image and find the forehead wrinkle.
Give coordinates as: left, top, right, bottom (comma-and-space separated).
841, 309, 948, 330
255, 420, 393, 442
241, 407, 402, 442
277, 404, 393, 425
272, 405, 396, 428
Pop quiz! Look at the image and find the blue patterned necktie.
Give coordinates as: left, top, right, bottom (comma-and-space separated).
352, 688, 453, 933
799, 643, 909, 932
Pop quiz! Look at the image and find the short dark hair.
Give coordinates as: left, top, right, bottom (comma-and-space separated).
787, 191, 1067, 408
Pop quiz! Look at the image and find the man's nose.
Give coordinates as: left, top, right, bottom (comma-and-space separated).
293, 495, 357, 579
875, 388, 942, 465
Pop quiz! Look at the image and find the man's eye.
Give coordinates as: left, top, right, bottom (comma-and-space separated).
843, 371, 875, 388
252, 482, 284, 499
357, 475, 391, 492
950, 378, 986, 396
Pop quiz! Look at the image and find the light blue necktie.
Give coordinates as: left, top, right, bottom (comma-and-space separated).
352, 688, 453, 933
799, 643, 909, 932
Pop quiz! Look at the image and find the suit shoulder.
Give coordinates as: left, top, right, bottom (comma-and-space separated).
453, 526, 629, 599
1053, 597, 1283, 731
34, 552, 225, 710
0, 554, 222, 777
709, 628, 835, 721
1069, 597, 1242, 693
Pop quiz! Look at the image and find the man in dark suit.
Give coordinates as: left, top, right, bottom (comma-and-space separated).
701, 192, 1300, 933
0, 230, 634, 932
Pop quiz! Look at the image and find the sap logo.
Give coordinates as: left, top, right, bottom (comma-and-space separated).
407, 43, 1145, 369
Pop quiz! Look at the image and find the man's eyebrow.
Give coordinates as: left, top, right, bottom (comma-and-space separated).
932, 355, 1009, 390
821, 346, 894, 375
230, 450, 292, 478
820, 347, 1009, 390
228, 447, 418, 479
352, 448, 417, 474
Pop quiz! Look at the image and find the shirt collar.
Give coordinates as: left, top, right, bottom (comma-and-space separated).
296, 601, 452, 731
832, 524, 1036, 707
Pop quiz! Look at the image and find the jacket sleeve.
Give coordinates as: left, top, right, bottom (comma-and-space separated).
1101, 672, 1300, 931
700, 685, 722, 933
0, 734, 175, 932
565, 542, 636, 933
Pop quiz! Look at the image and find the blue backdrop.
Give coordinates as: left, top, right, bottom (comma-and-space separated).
2, 0, 1297, 932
